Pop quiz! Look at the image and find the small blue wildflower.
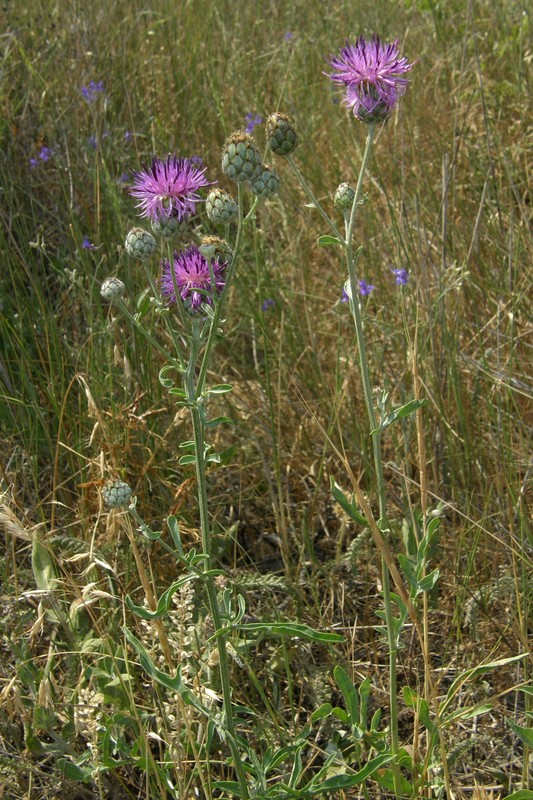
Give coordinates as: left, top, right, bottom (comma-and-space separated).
117, 172, 130, 183
392, 267, 409, 286
341, 288, 349, 303
81, 80, 105, 103
29, 157, 39, 168
244, 112, 263, 133
39, 146, 51, 161
124, 131, 132, 142
262, 298, 275, 311
284, 32, 295, 41
82, 237, 96, 250
358, 280, 375, 296
190, 155, 205, 167
88, 134, 98, 149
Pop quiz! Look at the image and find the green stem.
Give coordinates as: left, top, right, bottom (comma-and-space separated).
186, 321, 250, 800
344, 125, 400, 793
197, 184, 245, 394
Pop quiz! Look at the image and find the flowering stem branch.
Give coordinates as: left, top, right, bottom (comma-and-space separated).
197, 184, 245, 395
344, 125, 400, 793
185, 320, 250, 800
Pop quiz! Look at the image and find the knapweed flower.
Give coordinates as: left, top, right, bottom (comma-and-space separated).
130, 155, 213, 223
160, 246, 227, 313
358, 279, 375, 296
245, 112, 263, 133
392, 267, 409, 286
327, 35, 414, 123
81, 80, 105, 103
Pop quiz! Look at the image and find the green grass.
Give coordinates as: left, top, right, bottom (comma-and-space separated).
0, 1, 531, 798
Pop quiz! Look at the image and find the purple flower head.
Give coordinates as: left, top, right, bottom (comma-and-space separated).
82, 237, 97, 250
130, 155, 214, 223
39, 146, 51, 161
29, 157, 39, 168
341, 288, 350, 303
81, 80, 105, 103
327, 36, 414, 123
358, 279, 375, 296
160, 246, 227, 312
392, 267, 409, 286
244, 113, 263, 133
262, 298, 276, 311
284, 32, 295, 42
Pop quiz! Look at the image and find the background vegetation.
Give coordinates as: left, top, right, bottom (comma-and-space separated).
0, 0, 531, 798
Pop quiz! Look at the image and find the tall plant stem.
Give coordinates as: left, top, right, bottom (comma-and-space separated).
186, 323, 250, 800
344, 125, 401, 792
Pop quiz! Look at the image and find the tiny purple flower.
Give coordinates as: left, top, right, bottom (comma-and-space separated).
29, 157, 38, 168
82, 237, 96, 250
190, 155, 205, 167
358, 280, 375, 296
244, 113, 263, 133
81, 80, 105, 103
160, 246, 227, 311
284, 32, 295, 41
341, 288, 350, 303
130, 155, 214, 223
262, 298, 275, 311
392, 267, 409, 286
39, 146, 51, 161
88, 134, 98, 149
327, 35, 414, 122
117, 172, 130, 184
124, 131, 133, 142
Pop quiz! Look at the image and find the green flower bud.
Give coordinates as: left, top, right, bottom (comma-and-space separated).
151, 214, 188, 238
125, 227, 157, 260
334, 182, 355, 210
206, 188, 239, 224
100, 277, 126, 300
266, 112, 299, 156
199, 235, 233, 265
102, 480, 132, 509
249, 164, 280, 198
221, 131, 262, 183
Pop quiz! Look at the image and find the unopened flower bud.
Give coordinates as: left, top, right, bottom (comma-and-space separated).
100, 277, 126, 300
248, 164, 280, 198
206, 188, 238, 224
266, 113, 299, 156
334, 182, 355, 210
221, 131, 262, 183
125, 227, 157, 260
151, 214, 188, 239
102, 480, 132, 509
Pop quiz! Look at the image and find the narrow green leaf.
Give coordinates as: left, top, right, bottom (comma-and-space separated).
330, 478, 368, 526
205, 415, 232, 428
317, 234, 344, 247
334, 665, 359, 725
507, 718, 533, 748
125, 575, 196, 620
32, 534, 57, 591
371, 398, 426, 435
501, 792, 533, 800
206, 383, 233, 394
236, 621, 344, 643
179, 454, 196, 465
